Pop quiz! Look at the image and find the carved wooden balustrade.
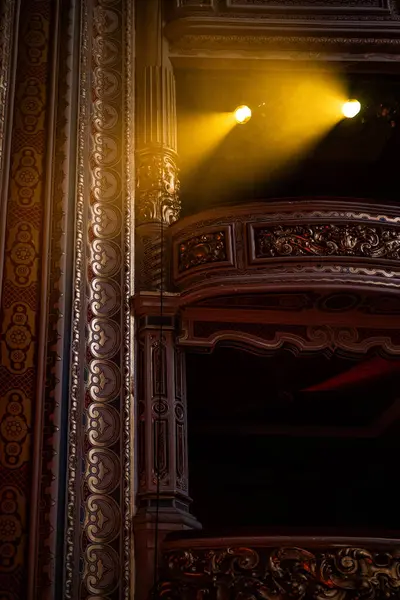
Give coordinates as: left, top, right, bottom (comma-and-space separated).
157, 535, 400, 600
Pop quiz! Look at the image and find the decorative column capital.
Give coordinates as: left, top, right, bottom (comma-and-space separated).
136, 147, 181, 225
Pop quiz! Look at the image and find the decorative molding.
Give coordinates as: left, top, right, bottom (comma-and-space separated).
166, 0, 400, 59
169, 34, 400, 50
169, 0, 400, 19
65, 0, 133, 598
225, 0, 396, 12
65, 0, 88, 594
178, 320, 400, 355
195, 289, 400, 314
159, 542, 400, 600
123, 0, 134, 596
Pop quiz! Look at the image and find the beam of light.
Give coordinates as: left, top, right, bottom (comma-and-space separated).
342, 99, 361, 119
234, 105, 252, 124
179, 67, 356, 198
223, 70, 351, 190
178, 111, 237, 174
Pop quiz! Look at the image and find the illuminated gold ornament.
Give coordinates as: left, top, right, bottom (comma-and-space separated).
234, 105, 252, 124
342, 99, 361, 119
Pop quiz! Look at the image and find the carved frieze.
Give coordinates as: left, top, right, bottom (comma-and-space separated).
159, 544, 400, 600
253, 223, 400, 260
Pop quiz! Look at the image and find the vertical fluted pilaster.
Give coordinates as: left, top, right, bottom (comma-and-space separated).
135, 0, 180, 291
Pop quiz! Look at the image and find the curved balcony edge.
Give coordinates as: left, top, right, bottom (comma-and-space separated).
168, 199, 400, 305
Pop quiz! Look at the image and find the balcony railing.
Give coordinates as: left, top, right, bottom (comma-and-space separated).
168, 200, 400, 302
157, 535, 400, 600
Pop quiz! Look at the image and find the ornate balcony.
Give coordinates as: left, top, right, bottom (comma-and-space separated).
169, 199, 400, 301
158, 535, 400, 600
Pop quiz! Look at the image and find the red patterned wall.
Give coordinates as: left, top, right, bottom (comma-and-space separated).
0, 1, 53, 598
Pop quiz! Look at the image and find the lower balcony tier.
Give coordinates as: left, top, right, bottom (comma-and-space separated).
158, 534, 400, 600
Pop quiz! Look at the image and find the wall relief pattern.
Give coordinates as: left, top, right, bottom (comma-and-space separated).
66, 0, 133, 598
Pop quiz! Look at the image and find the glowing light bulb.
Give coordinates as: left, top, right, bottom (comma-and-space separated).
342, 99, 361, 119
234, 105, 252, 124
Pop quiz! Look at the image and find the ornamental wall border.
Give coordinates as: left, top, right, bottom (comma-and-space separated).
65, 0, 134, 598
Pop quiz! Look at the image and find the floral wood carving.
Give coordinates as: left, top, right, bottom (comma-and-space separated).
254, 224, 400, 260
137, 148, 181, 225
178, 231, 227, 273
159, 545, 400, 600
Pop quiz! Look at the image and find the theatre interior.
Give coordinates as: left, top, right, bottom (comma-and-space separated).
1, 1, 400, 599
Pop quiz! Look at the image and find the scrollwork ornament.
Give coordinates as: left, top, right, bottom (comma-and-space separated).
66, 0, 132, 597
85, 494, 121, 543
84, 544, 120, 596
87, 403, 121, 447
178, 230, 227, 272
160, 544, 400, 600
136, 149, 181, 225
254, 223, 400, 260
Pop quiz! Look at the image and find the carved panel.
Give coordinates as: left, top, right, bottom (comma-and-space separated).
178, 230, 228, 273
152, 339, 167, 398
173, 226, 233, 279
159, 543, 400, 600
252, 223, 400, 261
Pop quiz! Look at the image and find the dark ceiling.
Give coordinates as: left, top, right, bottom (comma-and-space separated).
176, 70, 400, 216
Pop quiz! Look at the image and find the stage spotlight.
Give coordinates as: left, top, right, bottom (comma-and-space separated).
234, 105, 252, 124
342, 99, 361, 119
